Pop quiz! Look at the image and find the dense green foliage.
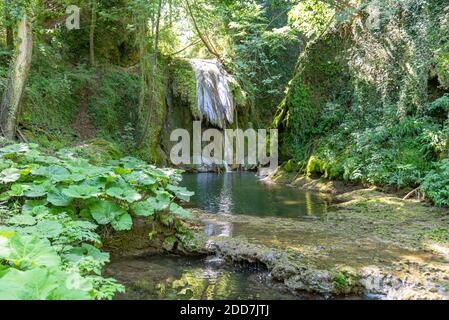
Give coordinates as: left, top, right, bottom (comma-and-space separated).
275, 0, 449, 205
0, 143, 194, 299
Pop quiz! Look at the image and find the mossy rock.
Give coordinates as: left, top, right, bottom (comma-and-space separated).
170, 59, 198, 118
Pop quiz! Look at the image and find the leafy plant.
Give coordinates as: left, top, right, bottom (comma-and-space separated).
0, 143, 195, 300
422, 159, 449, 206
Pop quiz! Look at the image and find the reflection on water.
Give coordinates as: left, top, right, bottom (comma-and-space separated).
182, 173, 330, 218
105, 256, 302, 300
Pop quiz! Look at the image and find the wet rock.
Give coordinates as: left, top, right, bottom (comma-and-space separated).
285, 270, 334, 295
204, 256, 227, 269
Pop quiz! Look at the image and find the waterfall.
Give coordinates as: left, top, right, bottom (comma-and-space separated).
190, 59, 235, 129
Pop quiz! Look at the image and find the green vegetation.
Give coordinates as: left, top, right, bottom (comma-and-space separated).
333, 272, 348, 291
274, 0, 449, 206
0, 0, 449, 301
421, 228, 449, 245
0, 143, 194, 299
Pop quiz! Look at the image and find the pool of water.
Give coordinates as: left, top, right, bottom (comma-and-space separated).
181, 172, 330, 218
106, 173, 336, 300
105, 256, 304, 300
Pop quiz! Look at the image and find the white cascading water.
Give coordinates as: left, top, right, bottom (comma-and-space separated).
190, 59, 235, 172
190, 59, 234, 129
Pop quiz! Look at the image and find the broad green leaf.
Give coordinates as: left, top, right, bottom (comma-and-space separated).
9, 183, 28, 197
24, 183, 49, 198
0, 268, 91, 300
0, 268, 58, 300
113, 167, 132, 175
162, 235, 177, 251
31, 166, 71, 182
170, 203, 191, 218
68, 173, 85, 182
84, 244, 109, 263
7, 215, 37, 226
167, 185, 195, 202
130, 200, 155, 217
120, 157, 145, 169
0, 144, 31, 155
47, 188, 73, 207
0, 266, 9, 278
89, 200, 126, 225
31, 205, 51, 217
106, 186, 142, 203
0, 192, 11, 201
62, 185, 100, 199
0, 235, 11, 257
125, 171, 157, 186
30, 166, 49, 176
62, 243, 109, 266
0, 168, 21, 183
146, 195, 170, 212
80, 177, 107, 190
1, 234, 61, 269
35, 221, 63, 239
22, 199, 48, 215
46, 166, 72, 182
145, 168, 169, 180
33, 155, 61, 165
111, 213, 133, 231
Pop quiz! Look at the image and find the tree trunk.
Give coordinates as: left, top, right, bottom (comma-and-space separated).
3, 0, 13, 48
137, 0, 163, 148
0, 14, 33, 140
138, 16, 148, 119
90, 0, 97, 66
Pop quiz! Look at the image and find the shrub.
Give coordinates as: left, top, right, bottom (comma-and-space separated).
422, 159, 449, 206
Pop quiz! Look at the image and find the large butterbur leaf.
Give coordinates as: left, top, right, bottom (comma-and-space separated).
124, 171, 157, 187
9, 183, 28, 197
21, 199, 48, 215
62, 185, 100, 199
169, 203, 191, 218
146, 196, 170, 212
63, 243, 109, 265
167, 185, 195, 202
111, 213, 133, 231
0, 235, 11, 257
0, 268, 91, 300
89, 200, 127, 226
0, 234, 61, 269
130, 200, 155, 217
47, 188, 73, 207
0, 143, 32, 155
120, 157, 146, 170
0, 143, 193, 300
34, 221, 63, 239
106, 186, 141, 203
31, 166, 71, 182
7, 215, 37, 226
24, 183, 50, 198
0, 168, 21, 184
